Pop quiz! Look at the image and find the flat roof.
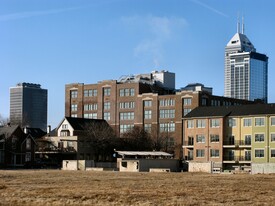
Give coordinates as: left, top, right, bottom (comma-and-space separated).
116, 151, 173, 157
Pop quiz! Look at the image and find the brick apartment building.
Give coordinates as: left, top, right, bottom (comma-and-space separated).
65, 71, 254, 158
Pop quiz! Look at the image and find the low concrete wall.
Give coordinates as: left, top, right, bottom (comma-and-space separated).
86, 167, 104, 171
149, 168, 170, 172
62, 160, 95, 170
188, 162, 212, 173
251, 163, 275, 174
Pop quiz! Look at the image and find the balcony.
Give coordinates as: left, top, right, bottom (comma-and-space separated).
223, 155, 240, 163
239, 140, 251, 148
239, 156, 251, 162
223, 140, 239, 148
182, 141, 194, 148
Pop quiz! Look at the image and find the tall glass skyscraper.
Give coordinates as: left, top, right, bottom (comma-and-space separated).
224, 21, 268, 103
10, 83, 48, 131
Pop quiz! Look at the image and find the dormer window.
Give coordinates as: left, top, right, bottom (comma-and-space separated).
62, 124, 68, 129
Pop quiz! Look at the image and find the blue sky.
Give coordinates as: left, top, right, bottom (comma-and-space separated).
1, 0, 274, 128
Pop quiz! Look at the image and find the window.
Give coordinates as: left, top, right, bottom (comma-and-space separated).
255, 117, 265, 126
271, 117, 275, 126
159, 99, 175, 106
201, 98, 207, 106
144, 110, 152, 119
120, 112, 134, 120
130, 88, 135, 96
60, 131, 69, 136
245, 135, 251, 145
160, 109, 175, 119
84, 103, 97, 111
119, 88, 135, 96
196, 149, 205, 157
84, 89, 97, 97
71, 114, 77, 118
71, 104, 77, 112
210, 119, 220, 128
271, 134, 275, 142
227, 135, 235, 145
255, 149, 264, 158
104, 102, 111, 110
144, 100, 152, 107
187, 120, 194, 128
144, 124, 151, 133
271, 149, 275, 158
67, 141, 73, 148
70, 90, 78, 98
196, 119, 205, 128
25, 152, 31, 162
62, 124, 68, 129
26, 138, 31, 150
196, 135, 205, 143
243, 118, 252, 127
183, 108, 191, 116
211, 100, 220, 106
183, 98, 192, 105
210, 149, 219, 157
228, 118, 236, 127
119, 102, 135, 109
120, 124, 134, 134
104, 112, 110, 121
255, 134, 264, 142
210, 134, 219, 142
103, 87, 111, 96
84, 113, 97, 119
159, 122, 175, 132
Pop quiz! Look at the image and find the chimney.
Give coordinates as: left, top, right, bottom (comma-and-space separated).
24, 127, 28, 134
47, 125, 51, 134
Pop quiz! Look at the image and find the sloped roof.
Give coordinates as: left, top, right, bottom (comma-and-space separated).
226, 32, 255, 52
65, 117, 109, 130
184, 104, 275, 118
0, 125, 20, 137
25, 128, 47, 139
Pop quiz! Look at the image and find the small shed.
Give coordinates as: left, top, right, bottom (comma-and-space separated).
116, 151, 179, 172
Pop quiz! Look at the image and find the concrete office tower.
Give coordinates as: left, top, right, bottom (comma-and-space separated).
10, 83, 47, 131
224, 18, 268, 103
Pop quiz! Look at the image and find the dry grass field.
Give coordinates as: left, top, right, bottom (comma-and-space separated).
0, 170, 274, 206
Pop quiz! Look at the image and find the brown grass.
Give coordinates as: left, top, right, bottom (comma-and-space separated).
0, 170, 274, 205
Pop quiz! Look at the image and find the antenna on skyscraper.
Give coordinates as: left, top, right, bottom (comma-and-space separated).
237, 13, 240, 33
242, 15, 245, 34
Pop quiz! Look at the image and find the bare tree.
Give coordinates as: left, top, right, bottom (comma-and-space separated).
121, 126, 154, 151
0, 114, 9, 127
84, 121, 118, 161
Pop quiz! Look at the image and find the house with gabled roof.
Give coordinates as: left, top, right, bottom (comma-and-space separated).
183, 104, 275, 173
36, 117, 115, 167
0, 125, 37, 168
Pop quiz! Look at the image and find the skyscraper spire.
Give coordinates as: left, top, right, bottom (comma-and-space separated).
237, 15, 240, 33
